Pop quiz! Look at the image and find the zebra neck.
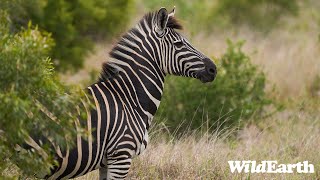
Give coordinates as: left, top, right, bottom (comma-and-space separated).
105, 56, 165, 128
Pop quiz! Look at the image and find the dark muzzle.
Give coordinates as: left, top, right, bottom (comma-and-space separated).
197, 58, 217, 83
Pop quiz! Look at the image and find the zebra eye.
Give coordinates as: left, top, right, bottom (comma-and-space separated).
173, 41, 184, 48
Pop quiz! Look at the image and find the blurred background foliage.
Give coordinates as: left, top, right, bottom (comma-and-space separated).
143, 0, 299, 33
0, 0, 134, 71
213, 0, 298, 30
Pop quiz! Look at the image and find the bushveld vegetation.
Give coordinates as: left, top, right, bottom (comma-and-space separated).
1, 0, 320, 179
0, 11, 89, 177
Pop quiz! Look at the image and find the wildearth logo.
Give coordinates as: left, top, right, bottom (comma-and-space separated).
228, 161, 314, 173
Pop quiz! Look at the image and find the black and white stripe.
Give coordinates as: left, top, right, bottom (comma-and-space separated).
34, 7, 217, 179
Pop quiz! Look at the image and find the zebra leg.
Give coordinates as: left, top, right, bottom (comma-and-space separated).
103, 157, 132, 180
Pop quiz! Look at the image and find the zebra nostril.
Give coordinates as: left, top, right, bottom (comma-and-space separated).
208, 67, 216, 75
202, 58, 217, 77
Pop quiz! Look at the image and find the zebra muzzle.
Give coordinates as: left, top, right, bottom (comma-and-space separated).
197, 58, 217, 83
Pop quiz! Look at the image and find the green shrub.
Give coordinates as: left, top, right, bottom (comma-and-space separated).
0, 12, 86, 177
156, 40, 273, 133
0, 0, 134, 71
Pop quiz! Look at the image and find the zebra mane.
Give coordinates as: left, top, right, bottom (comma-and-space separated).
99, 10, 183, 82
167, 16, 183, 30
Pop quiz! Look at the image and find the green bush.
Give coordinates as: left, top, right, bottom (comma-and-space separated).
0, 0, 134, 71
0, 12, 86, 177
156, 40, 273, 133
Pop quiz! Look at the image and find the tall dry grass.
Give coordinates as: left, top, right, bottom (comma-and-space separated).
75, 106, 320, 179
131, 110, 320, 179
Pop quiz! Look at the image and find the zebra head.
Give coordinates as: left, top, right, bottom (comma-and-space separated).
153, 7, 217, 83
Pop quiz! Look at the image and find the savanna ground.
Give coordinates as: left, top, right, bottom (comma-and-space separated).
70, 2, 320, 180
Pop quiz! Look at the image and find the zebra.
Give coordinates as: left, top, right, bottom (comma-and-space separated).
40, 7, 217, 179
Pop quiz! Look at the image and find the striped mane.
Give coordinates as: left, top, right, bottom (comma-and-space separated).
99, 11, 182, 82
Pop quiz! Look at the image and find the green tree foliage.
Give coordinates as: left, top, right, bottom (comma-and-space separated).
143, 0, 299, 32
0, 12, 86, 177
0, 0, 134, 71
156, 40, 273, 132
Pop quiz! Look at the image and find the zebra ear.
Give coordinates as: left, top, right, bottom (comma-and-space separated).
168, 6, 176, 17
156, 7, 169, 35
